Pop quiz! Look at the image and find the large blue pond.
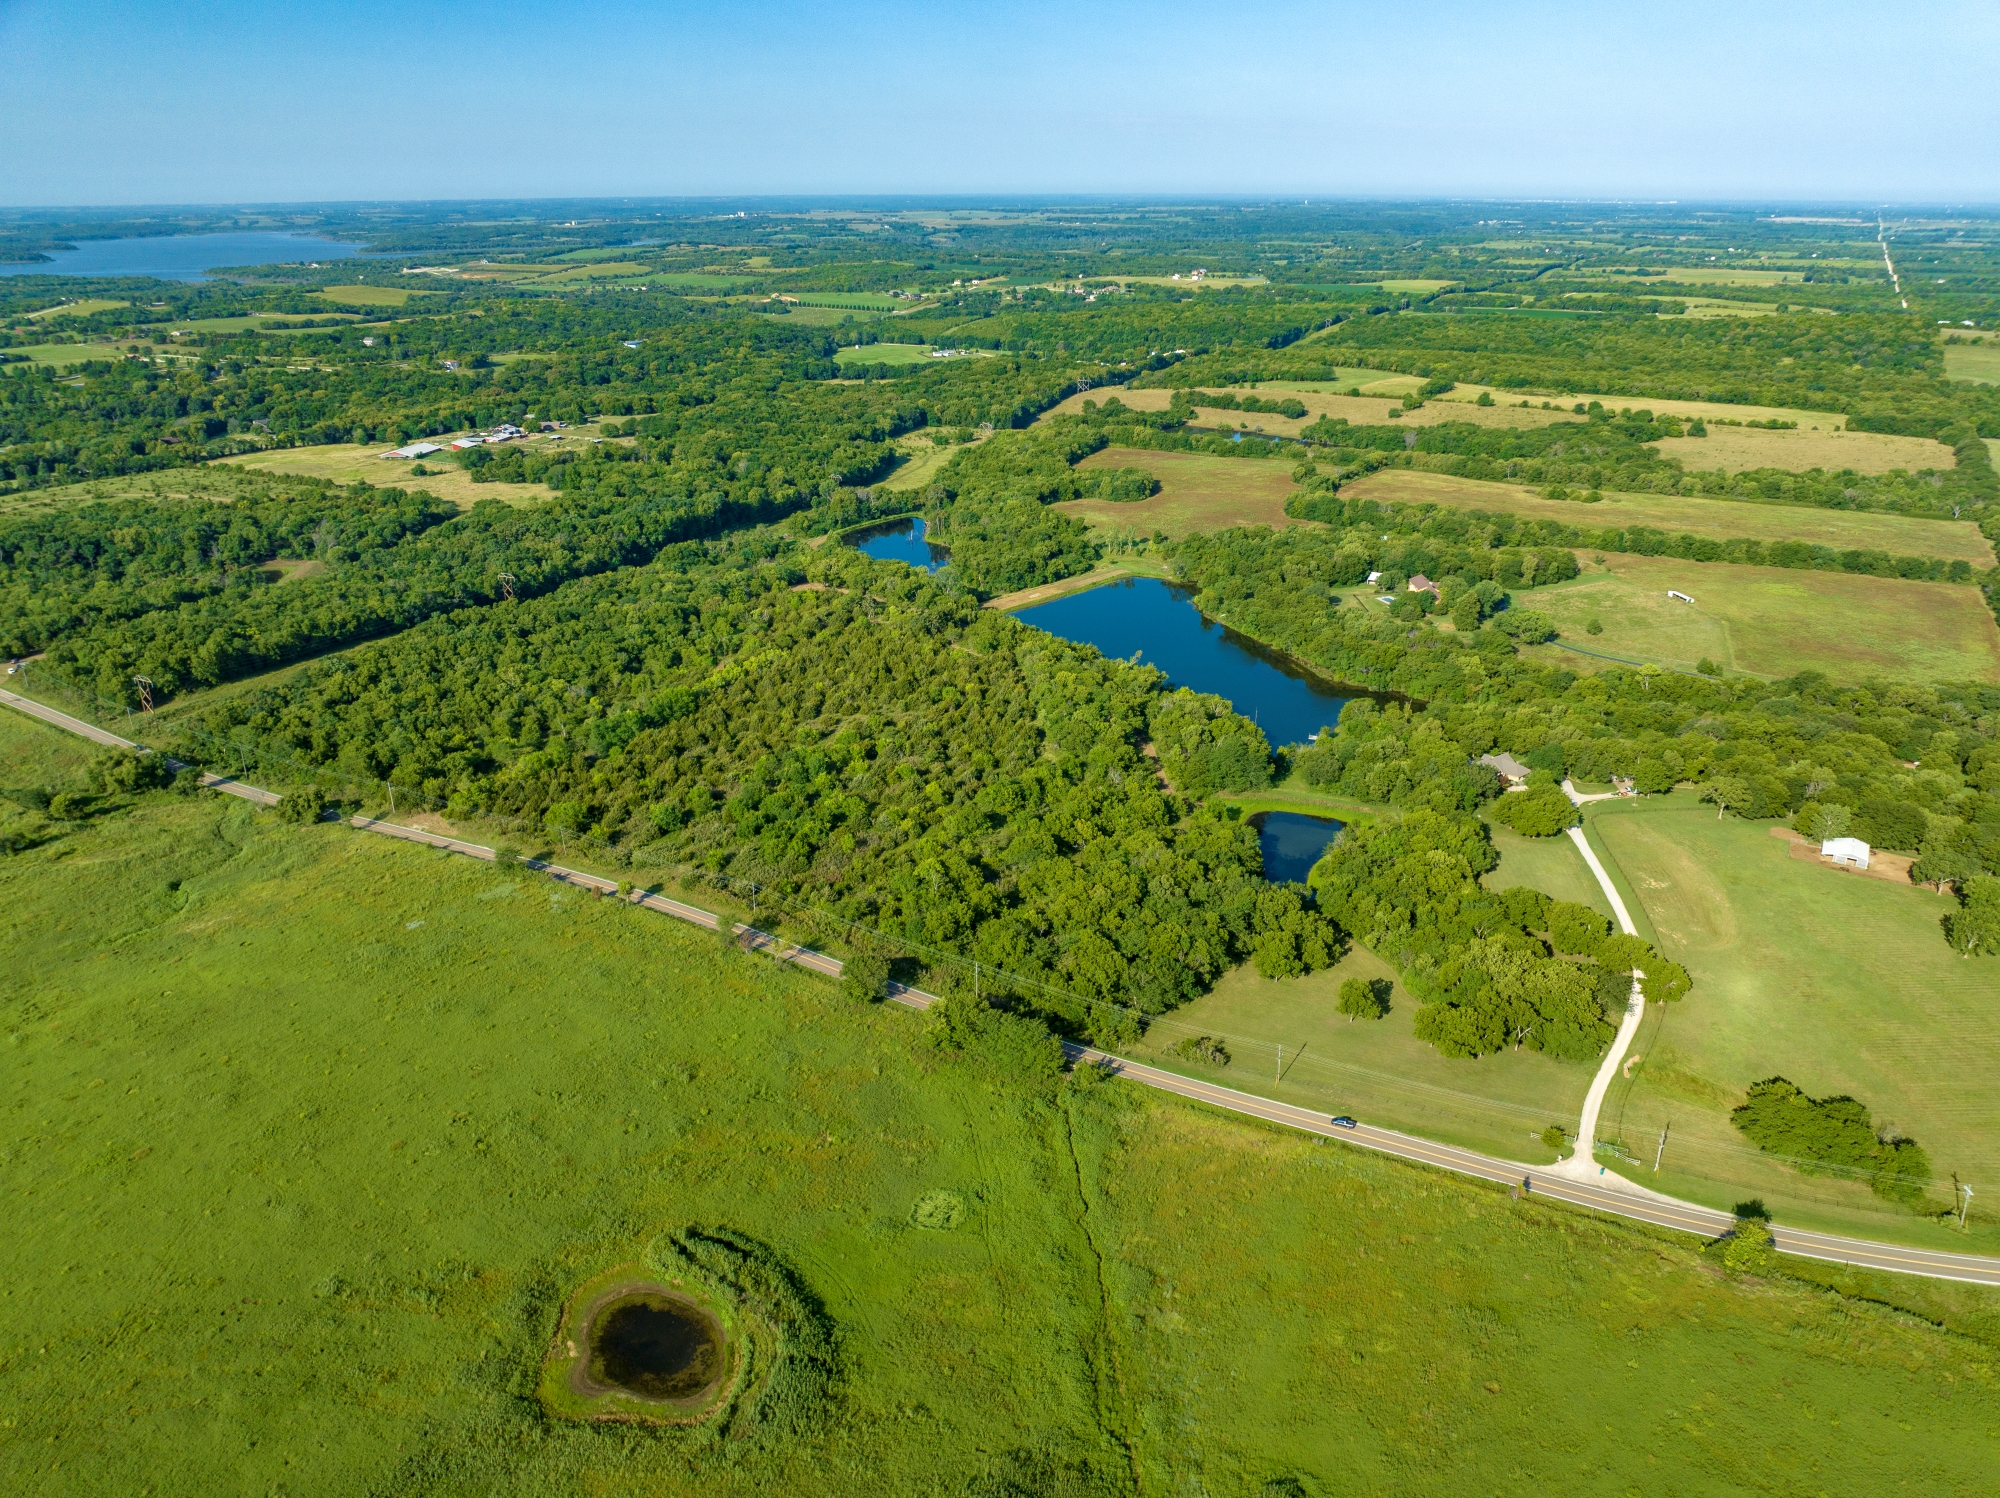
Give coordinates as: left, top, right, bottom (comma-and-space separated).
1, 232, 372, 281
849, 515, 948, 572
1014, 576, 1349, 748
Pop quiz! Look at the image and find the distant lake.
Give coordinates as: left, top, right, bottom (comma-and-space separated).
0, 232, 371, 281
1014, 575, 1352, 747
848, 515, 948, 572
1253, 811, 1344, 883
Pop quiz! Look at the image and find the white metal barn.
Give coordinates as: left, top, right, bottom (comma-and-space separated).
1821, 836, 1871, 869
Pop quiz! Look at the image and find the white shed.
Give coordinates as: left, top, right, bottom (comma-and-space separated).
1821, 836, 1871, 869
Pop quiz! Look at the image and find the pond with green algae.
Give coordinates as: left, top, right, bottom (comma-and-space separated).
586, 1292, 725, 1401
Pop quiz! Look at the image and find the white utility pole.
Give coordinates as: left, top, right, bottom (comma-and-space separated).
1654, 1121, 1669, 1173
1962, 1184, 1975, 1231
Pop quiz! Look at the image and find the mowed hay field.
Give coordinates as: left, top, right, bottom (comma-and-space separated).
1589, 800, 2000, 1246
1343, 469, 1995, 564
1061, 446, 1303, 535
1524, 553, 2000, 683
1653, 424, 1953, 475
213, 442, 559, 507
7, 707, 2000, 1494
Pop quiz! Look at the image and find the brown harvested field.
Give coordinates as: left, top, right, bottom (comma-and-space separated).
1341, 469, 1994, 565
1041, 384, 1576, 437
1653, 425, 1953, 475
1437, 385, 1847, 429
1059, 447, 1305, 537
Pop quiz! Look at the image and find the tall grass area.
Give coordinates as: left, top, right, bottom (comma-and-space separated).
4, 711, 2000, 1493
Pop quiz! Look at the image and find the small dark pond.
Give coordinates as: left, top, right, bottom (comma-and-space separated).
0, 232, 371, 281
1252, 811, 1344, 884
848, 514, 948, 572
588, 1293, 724, 1401
1015, 576, 1353, 747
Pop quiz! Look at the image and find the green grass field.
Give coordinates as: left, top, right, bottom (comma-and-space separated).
211, 442, 558, 508
7, 342, 135, 367
1343, 469, 1992, 564
1588, 799, 2000, 1247
834, 342, 935, 366
1945, 341, 2000, 384
878, 436, 959, 490
1060, 447, 1303, 536
7, 705, 1999, 1493
1523, 552, 2000, 684
314, 284, 421, 307
23, 298, 128, 320
1484, 818, 1614, 919
1122, 941, 1593, 1162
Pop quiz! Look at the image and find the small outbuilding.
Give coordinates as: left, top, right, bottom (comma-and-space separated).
1821, 836, 1871, 870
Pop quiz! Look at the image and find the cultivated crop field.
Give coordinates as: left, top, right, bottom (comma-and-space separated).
1342, 469, 1995, 564
1522, 552, 2000, 683
1590, 800, 2000, 1246
1652, 424, 1954, 476
1061, 446, 1302, 535
6, 709, 1999, 1494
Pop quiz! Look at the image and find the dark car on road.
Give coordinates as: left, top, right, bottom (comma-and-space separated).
1330, 1116, 1357, 1129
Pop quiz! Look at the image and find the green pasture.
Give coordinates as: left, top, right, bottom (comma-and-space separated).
1342, 469, 1991, 564
6, 707, 1998, 1493
1522, 552, 2000, 684
6, 342, 136, 367
656, 272, 763, 290
1589, 798, 2000, 1248
314, 284, 422, 307
24, 298, 128, 320
1484, 818, 1614, 919
1945, 341, 2000, 384
878, 436, 958, 491
1121, 942, 1592, 1161
834, 342, 935, 367
212, 442, 558, 509
1059, 446, 1301, 537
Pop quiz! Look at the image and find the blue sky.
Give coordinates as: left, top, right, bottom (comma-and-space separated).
4, 0, 1995, 206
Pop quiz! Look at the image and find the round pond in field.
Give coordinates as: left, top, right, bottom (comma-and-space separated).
1251, 811, 1344, 884
585, 1291, 726, 1402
